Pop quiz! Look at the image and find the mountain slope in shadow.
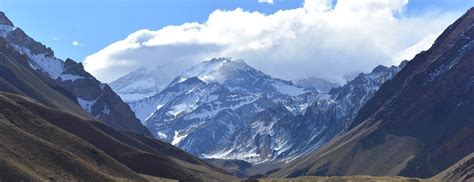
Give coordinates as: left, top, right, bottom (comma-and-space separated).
0, 92, 146, 181
270, 7, 474, 179
432, 152, 474, 181
0, 92, 236, 181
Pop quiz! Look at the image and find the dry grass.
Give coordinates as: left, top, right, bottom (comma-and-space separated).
247, 175, 430, 182
0, 92, 235, 182
140, 174, 178, 182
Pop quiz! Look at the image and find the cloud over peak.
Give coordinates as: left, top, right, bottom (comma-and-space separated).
84, 0, 459, 83
258, 0, 274, 4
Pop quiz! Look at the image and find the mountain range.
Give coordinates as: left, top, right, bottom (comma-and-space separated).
111, 55, 406, 168
0, 6, 473, 182
116, 58, 307, 157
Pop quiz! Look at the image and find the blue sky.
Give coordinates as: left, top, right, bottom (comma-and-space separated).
0, 0, 472, 62
0, 0, 304, 61
1, 0, 474, 83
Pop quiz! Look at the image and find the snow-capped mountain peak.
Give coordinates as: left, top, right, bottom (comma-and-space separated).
119, 58, 310, 159
171, 58, 305, 97
0, 15, 64, 80
112, 57, 306, 106
174, 58, 259, 86
177, 57, 233, 84
125, 57, 307, 122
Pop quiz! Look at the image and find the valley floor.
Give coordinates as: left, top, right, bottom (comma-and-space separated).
243, 176, 424, 182
140, 175, 178, 182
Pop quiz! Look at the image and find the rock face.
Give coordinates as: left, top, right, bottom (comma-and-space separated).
0, 12, 151, 136
59, 59, 152, 136
212, 63, 405, 163
433, 153, 474, 182
0, 12, 13, 26
0, 38, 89, 119
271, 8, 474, 179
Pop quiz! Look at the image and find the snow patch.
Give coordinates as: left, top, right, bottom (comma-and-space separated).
77, 98, 97, 113
179, 58, 229, 83
12, 45, 64, 79
157, 132, 167, 139
0, 25, 14, 37
171, 131, 188, 145
0, 24, 64, 79
167, 103, 193, 117
59, 74, 84, 81
428, 39, 474, 82
102, 105, 111, 115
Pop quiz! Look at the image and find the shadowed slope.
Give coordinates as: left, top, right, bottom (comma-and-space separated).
270, 8, 474, 179
0, 38, 91, 119
4, 92, 235, 182
432, 153, 474, 181
0, 93, 146, 181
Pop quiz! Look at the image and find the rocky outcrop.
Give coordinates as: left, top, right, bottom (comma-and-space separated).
58, 59, 152, 136
0, 12, 13, 26
433, 153, 474, 182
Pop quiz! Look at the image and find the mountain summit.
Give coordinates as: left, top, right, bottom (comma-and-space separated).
0, 12, 14, 27
111, 58, 307, 103
171, 58, 306, 97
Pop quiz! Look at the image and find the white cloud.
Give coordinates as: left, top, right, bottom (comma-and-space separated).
72, 41, 83, 47
258, 0, 274, 4
395, 33, 439, 62
84, 0, 460, 83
